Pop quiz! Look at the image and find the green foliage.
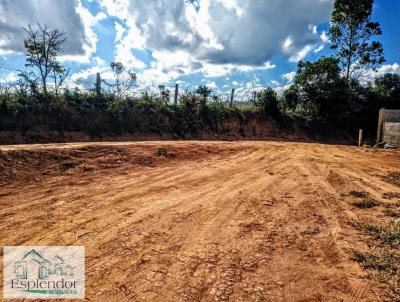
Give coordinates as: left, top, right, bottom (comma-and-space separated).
352, 198, 380, 208
282, 85, 299, 112
23, 23, 67, 96
373, 74, 400, 108
383, 192, 400, 200
329, 0, 384, 80
194, 85, 212, 99
350, 190, 369, 198
381, 172, 400, 188
109, 61, 137, 97
255, 88, 279, 116
294, 57, 355, 121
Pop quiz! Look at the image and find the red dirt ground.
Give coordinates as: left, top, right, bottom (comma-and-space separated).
1, 141, 400, 301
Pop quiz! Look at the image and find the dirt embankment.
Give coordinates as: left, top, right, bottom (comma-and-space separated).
0, 116, 352, 145
1, 141, 400, 301
0, 142, 248, 187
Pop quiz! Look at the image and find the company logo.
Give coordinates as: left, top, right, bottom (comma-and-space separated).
3, 246, 85, 299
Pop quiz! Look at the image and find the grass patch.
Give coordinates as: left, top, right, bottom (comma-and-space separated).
352, 198, 380, 209
350, 215, 400, 300
59, 160, 77, 171
381, 172, 400, 187
384, 209, 400, 218
350, 220, 400, 247
350, 190, 369, 198
376, 221, 400, 246
154, 148, 168, 157
383, 192, 400, 199
352, 248, 399, 274
350, 220, 380, 233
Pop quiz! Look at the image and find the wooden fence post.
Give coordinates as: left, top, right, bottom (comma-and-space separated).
174, 84, 179, 105
95, 73, 101, 95
376, 108, 385, 144
229, 89, 235, 107
358, 129, 363, 147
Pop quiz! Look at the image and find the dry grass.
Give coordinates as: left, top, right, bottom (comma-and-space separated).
381, 172, 400, 187
383, 192, 400, 199
384, 209, 400, 218
351, 220, 400, 246
351, 219, 400, 301
350, 190, 369, 198
352, 248, 399, 273
352, 198, 380, 209
352, 248, 400, 302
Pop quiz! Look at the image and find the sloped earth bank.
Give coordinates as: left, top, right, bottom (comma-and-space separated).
1, 141, 400, 301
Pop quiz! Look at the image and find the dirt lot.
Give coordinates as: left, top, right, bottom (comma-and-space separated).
1, 141, 400, 301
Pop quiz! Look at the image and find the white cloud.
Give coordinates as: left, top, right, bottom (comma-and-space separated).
0, 0, 102, 63
0, 71, 19, 83
360, 63, 400, 83
100, 0, 130, 19
96, 0, 332, 80
207, 81, 217, 89
314, 45, 325, 53
203, 0, 332, 65
114, 22, 146, 69
281, 71, 296, 83
289, 44, 315, 62
320, 31, 329, 43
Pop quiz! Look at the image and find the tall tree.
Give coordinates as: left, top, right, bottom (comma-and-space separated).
329, 0, 384, 80
23, 23, 67, 97
110, 62, 137, 97
294, 57, 352, 119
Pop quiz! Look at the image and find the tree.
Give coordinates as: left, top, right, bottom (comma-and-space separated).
194, 85, 212, 99
158, 85, 171, 102
110, 62, 137, 97
294, 57, 352, 119
373, 73, 400, 107
50, 65, 69, 98
283, 85, 300, 112
194, 85, 212, 111
23, 23, 67, 97
255, 88, 279, 116
329, 0, 384, 81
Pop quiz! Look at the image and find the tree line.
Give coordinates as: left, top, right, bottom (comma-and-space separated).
0, 0, 399, 140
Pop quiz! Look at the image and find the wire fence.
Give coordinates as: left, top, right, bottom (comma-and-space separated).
0, 71, 262, 105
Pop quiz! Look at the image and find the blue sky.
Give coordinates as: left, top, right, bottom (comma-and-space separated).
0, 0, 399, 100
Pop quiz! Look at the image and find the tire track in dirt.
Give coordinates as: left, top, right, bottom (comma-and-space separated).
1, 141, 400, 301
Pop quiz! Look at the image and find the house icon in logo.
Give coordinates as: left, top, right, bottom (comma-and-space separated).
14, 249, 75, 280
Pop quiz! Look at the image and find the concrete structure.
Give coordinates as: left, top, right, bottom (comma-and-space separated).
377, 109, 400, 144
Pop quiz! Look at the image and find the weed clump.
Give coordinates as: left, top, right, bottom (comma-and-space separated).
351, 220, 400, 247
351, 220, 400, 301
154, 148, 168, 157
350, 190, 369, 198
381, 172, 400, 187
352, 248, 399, 274
59, 160, 77, 171
383, 192, 400, 199
352, 198, 380, 209
384, 209, 400, 218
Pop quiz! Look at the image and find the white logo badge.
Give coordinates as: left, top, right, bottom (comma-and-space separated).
3, 246, 85, 299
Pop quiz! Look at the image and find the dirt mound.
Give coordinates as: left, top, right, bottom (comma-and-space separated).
0, 143, 244, 186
